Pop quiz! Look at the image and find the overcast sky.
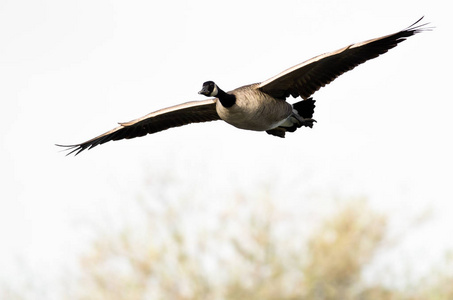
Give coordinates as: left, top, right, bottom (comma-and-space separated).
0, 0, 451, 295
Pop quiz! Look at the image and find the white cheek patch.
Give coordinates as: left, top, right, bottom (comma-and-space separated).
211, 84, 218, 97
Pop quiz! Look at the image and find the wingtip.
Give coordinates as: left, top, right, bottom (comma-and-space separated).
55, 143, 83, 156
407, 16, 434, 32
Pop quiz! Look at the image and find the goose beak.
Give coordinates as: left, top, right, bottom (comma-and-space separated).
198, 88, 209, 96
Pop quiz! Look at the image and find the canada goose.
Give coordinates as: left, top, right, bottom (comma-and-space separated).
58, 17, 429, 155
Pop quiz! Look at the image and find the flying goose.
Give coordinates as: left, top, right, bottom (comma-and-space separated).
58, 17, 429, 155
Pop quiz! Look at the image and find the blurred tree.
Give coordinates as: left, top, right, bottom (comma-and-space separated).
301, 202, 386, 299
2, 194, 453, 300
68, 198, 395, 300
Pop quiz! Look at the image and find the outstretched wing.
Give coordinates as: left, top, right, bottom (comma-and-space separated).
258, 17, 430, 100
57, 99, 220, 155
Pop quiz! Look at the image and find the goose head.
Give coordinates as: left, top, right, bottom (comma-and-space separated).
198, 81, 219, 97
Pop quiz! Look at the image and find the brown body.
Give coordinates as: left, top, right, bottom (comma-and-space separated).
217, 84, 293, 131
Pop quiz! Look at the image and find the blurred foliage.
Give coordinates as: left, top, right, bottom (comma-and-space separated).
65, 197, 453, 300
2, 195, 453, 299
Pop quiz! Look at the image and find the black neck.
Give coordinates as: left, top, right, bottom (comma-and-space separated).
216, 88, 236, 108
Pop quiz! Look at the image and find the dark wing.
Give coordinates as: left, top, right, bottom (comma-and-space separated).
57, 99, 220, 155
258, 17, 430, 100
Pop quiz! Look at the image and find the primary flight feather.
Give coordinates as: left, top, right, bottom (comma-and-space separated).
58, 17, 430, 155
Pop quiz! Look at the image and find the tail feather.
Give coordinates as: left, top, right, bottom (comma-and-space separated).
293, 97, 316, 119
